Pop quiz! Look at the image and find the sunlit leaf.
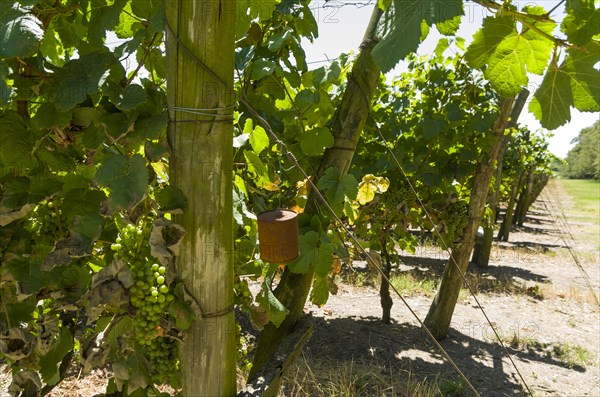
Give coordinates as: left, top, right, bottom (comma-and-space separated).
357, 174, 390, 205
287, 231, 333, 277
300, 127, 334, 156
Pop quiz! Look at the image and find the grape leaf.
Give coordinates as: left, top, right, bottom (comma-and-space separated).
421, 117, 447, 139
466, 11, 555, 97
95, 154, 148, 211
39, 328, 73, 386
116, 84, 147, 110
251, 58, 276, 80
357, 174, 390, 205
0, 203, 35, 226
562, 0, 600, 45
0, 291, 36, 326
372, 0, 463, 72
255, 280, 288, 327
125, 351, 152, 393
0, 112, 37, 173
0, 3, 43, 57
437, 15, 461, 36
267, 29, 293, 52
529, 41, 600, 129
317, 167, 359, 216
287, 231, 333, 277
4, 254, 47, 295
465, 16, 515, 69
0, 174, 63, 211
43, 213, 104, 270
168, 300, 196, 331
434, 37, 449, 57
567, 41, 600, 111
0, 60, 12, 104
51, 52, 116, 110
135, 112, 168, 139
131, 0, 163, 19
309, 275, 329, 307
87, 0, 128, 46
244, 149, 270, 186
300, 126, 334, 156
249, 124, 270, 154
61, 188, 106, 224
155, 186, 188, 213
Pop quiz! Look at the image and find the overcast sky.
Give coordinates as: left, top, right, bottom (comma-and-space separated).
301, 1, 600, 158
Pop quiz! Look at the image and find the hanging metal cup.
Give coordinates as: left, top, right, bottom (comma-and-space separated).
257, 209, 299, 263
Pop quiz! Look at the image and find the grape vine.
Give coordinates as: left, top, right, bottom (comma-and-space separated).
0, 0, 596, 394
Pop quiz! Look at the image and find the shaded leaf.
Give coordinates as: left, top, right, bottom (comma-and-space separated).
317, 167, 358, 215
0, 112, 37, 174
155, 186, 187, 213
95, 154, 148, 211
373, 0, 463, 72
51, 52, 116, 110
168, 299, 196, 331
561, 0, 600, 45
310, 275, 329, 307
251, 58, 276, 80
0, 3, 43, 57
39, 328, 73, 385
267, 29, 293, 52
255, 280, 288, 327
116, 84, 147, 110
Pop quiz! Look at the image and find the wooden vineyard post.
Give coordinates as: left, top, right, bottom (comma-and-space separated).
249, 5, 385, 381
424, 97, 515, 339
165, 0, 237, 395
472, 89, 529, 267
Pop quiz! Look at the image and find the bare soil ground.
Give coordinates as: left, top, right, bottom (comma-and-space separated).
1, 179, 598, 396
279, 179, 600, 396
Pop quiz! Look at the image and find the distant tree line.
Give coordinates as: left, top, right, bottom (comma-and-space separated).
563, 120, 600, 180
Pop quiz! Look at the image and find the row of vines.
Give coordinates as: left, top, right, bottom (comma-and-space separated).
1, 0, 598, 395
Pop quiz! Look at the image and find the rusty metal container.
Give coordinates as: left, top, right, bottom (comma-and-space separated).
257, 209, 299, 263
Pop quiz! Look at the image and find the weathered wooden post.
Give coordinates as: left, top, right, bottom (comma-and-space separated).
165, 0, 237, 394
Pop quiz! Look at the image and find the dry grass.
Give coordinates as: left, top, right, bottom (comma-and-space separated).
276, 356, 463, 397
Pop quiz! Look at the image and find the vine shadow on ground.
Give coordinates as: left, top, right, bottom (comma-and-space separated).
396, 254, 550, 293
290, 315, 588, 396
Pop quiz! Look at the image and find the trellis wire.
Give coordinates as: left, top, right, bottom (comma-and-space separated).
373, 124, 534, 396
164, 14, 533, 396
539, 182, 600, 307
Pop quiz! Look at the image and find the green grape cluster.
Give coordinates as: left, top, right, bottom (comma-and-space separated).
27, 201, 61, 239
111, 224, 170, 340
440, 201, 469, 244
146, 336, 178, 382
235, 323, 253, 372
110, 222, 178, 379
381, 183, 415, 209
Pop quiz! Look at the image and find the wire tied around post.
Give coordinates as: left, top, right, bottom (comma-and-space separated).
167, 105, 234, 123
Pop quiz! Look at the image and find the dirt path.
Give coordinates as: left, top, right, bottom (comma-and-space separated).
284, 179, 600, 396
